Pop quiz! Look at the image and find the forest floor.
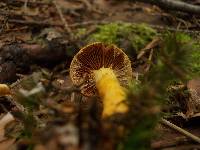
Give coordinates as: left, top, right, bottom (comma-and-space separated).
0, 0, 200, 150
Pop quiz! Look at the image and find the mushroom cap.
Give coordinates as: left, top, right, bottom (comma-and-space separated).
70, 42, 132, 96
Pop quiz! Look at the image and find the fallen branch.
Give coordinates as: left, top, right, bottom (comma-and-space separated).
161, 118, 200, 144
139, 0, 200, 14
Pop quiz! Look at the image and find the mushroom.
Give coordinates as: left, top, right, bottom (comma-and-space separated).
0, 84, 11, 96
70, 42, 132, 117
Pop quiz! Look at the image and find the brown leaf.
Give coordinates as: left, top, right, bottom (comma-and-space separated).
0, 113, 15, 141
0, 138, 15, 150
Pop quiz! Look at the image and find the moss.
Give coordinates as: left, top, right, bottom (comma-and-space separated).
158, 32, 200, 78
174, 33, 200, 76
175, 32, 192, 42
86, 24, 199, 75
87, 23, 157, 56
119, 32, 199, 150
89, 23, 120, 44
189, 43, 200, 76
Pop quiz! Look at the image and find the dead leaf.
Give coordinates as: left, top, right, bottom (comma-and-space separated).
0, 113, 15, 141
0, 113, 16, 150
0, 138, 15, 150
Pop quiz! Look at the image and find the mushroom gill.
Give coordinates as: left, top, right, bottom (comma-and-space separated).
70, 42, 132, 117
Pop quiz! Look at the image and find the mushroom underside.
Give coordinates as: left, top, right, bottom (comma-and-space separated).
70, 42, 132, 96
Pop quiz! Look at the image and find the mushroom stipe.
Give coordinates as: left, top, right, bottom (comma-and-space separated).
70, 42, 132, 117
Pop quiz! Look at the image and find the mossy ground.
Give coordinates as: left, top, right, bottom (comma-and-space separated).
81, 23, 200, 76
86, 23, 157, 57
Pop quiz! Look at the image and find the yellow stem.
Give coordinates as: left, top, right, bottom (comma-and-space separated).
93, 68, 128, 118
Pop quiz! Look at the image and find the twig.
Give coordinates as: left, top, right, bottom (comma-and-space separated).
139, 0, 200, 14
53, 0, 74, 39
160, 118, 200, 144
145, 48, 154, 72
23, 0, 28, 13
137, 38, 160, 59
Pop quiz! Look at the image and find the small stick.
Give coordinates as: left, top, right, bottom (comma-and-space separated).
144, 48, 154, 72
23, 0, 28, 13
137, 38, 160, 59
53, 1, 74, 39
160, 118, 200, 143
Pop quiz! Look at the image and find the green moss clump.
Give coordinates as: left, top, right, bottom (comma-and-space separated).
167, 33, 200, 76
189, 44, 200, 75
87, 23, 157, 56
151, 32, 200, 80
